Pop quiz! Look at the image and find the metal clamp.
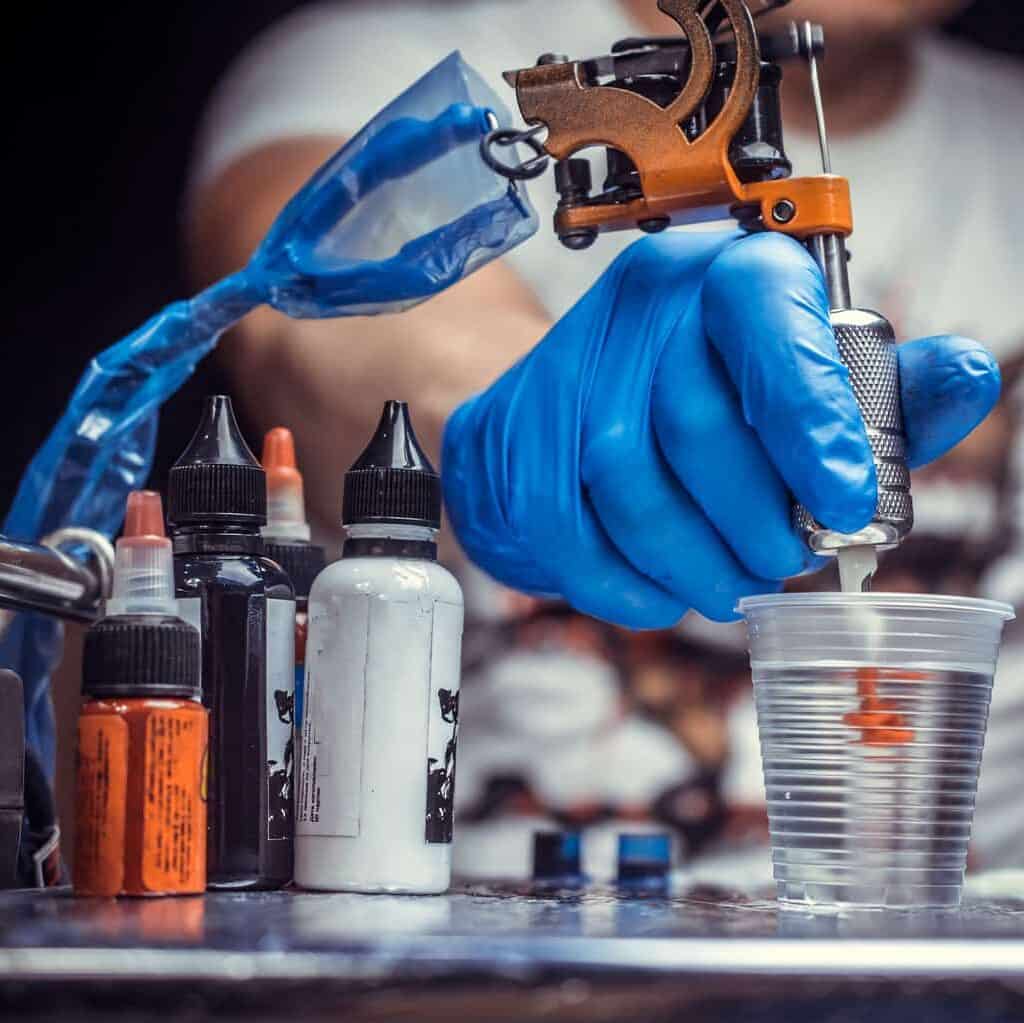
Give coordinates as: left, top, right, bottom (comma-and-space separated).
0, 529, 115, 635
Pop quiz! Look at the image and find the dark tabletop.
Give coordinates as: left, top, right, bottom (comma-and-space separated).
2, 879, 1024, 1021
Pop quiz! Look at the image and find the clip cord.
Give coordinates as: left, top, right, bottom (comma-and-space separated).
480, 125, 551, 182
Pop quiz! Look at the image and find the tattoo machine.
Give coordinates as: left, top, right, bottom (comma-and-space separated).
483, 0, 912, 593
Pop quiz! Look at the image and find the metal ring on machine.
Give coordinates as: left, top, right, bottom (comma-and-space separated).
480, 124, 551, 182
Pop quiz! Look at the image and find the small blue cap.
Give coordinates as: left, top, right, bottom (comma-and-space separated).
617, 833, 671, 883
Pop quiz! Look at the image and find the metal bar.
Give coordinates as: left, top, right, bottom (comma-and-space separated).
0, 534, 107, 624
807, 234, 852, 311
802, 20, 832, 174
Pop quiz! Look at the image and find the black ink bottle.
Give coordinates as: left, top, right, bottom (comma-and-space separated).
168, 395, 296, 890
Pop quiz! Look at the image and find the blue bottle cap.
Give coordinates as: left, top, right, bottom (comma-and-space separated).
617, 833, 671, 883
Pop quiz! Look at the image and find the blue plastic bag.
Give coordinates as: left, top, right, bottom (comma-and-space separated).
255, 54, 537, 317
2, 51, 538, 774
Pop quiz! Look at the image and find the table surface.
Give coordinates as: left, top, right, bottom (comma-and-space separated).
2, 876, 1024, 985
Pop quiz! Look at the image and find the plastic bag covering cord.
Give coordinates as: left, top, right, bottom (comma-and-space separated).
2, 51, 538, 775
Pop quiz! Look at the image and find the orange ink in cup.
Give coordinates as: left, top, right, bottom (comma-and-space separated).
843, 667, 920, 746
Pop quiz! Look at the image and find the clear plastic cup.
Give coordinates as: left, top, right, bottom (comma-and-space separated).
739, 593, 1014, 913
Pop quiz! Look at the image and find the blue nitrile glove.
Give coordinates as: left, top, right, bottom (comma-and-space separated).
442, 231, 1001, 629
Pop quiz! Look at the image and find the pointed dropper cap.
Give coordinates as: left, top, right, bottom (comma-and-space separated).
167, 395, 266, 527
343, 401, 441, 528
85, 490, 200, 700
105, 491, 177, 617
262, 427, 311, 542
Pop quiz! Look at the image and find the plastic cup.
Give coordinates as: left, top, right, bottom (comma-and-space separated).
739, 593, 1014, 912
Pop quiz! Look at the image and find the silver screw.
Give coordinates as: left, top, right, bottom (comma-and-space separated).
772, 200, 797, 224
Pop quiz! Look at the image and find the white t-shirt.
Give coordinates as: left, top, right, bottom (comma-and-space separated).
193, 2, 1024, 871
194, 0, 1024, 355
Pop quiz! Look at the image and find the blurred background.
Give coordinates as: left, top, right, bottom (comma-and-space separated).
2, 0, 1023, 878
2, 0, 1023, 518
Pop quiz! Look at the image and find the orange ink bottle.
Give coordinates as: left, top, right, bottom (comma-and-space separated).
75, 491, 207, 897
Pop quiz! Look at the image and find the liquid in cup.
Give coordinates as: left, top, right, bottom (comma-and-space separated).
739, 593, 1014, 912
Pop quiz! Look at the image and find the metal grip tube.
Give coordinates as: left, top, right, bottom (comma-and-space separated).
795, 308, 914, 553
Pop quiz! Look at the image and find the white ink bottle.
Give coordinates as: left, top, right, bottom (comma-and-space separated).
295, 401, 464, 894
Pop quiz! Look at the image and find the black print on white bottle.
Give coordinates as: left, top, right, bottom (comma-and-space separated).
425, 688, 459, 844
267, 598, 295, 842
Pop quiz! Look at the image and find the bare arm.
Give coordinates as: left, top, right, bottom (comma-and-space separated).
186, 137, 552, 536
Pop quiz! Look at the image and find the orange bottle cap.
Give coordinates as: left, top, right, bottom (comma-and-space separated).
262, 427, 310, 541
124, 490, 167, 544
107, 491, 176, 616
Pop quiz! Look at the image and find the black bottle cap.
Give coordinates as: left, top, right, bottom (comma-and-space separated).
264, 541, 327, 599
83, 615, 201, 700
342, 402, 441, 529
167, 396, 266, 527
533, 831, 582, 882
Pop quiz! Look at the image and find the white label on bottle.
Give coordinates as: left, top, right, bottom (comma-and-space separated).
266, 598, 296, 842
297, 595, 370, 836
297, 589, 463, 844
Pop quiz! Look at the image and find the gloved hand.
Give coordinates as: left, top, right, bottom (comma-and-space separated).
442, 231, 1001, 629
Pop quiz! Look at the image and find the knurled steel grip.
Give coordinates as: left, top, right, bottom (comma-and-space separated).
794, 308, 914, 553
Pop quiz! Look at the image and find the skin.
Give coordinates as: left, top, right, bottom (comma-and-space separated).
187, 0, 969, 540
754, 0, 973, 39
624, 0, 972, 134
